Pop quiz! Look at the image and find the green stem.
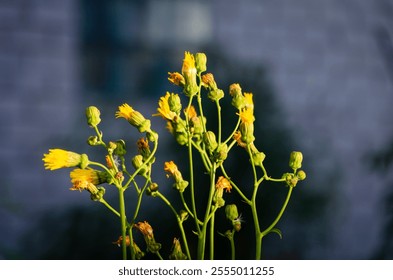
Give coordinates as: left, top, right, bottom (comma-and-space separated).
215, 100, 222, 144
230, 230, 236, 260
155, 191, 191, 260
223, 116, 241, 145
247, 144, 263, 260
220, 165, 251, 205
261, 186, 293, 236
123, 135, 158, 190
118, 187, 127, 260
128, 226, 135, 260
197, 163, 217, 259
180, 192, 203, 225
99, 198, 120, 217
188, 136, 200, 234
209, 206, 217, 260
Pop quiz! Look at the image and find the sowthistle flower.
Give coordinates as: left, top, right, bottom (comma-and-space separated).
43, 149, 89, 170
116, 103, 151, 133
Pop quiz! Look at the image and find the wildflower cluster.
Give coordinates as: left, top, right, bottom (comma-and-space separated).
43, 51, 306, 260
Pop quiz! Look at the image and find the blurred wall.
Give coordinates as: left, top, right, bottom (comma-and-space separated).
1, 0, 393, 259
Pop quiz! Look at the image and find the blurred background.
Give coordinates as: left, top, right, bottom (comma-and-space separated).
1, 0, 393, 259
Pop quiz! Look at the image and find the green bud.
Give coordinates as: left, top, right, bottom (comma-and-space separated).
179, 210, 189, 222
239, 122, 255, 144
90, 186, 105, 201
297, 170, 307, 181
282, 172, 298, 188
203, 131, 218, 152
132, 155, 147, 175
168, 93, 182, 114
225, 204, 239, 221
87, 136, 99, 146
195, 52, 207, 73
147, 182, 159, 196
113, 140, 126, 156
213, 143, 228, 163
86, 106, 101, 127
174, 180, 189, 193
108, 141, 117, 154
231, 94, 246, 110
208, 89, 224, 101
252, 151, 266, 167
289, 151, 303, 171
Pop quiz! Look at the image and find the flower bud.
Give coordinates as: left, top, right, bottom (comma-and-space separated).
147, 182, 159, 196
203, 131, 218, 152
225, 204, 239, 221
86, 106, 101, 127
208, 89, 224, 101
289, 151, 303, 171
179, 210, 189, 222
282, 172, 299, 188
87, 136, 99, 146
113, 140, 126, 156
108, 141, 117, 154
90, 186, 105, 201
132, 155, 147, 176
174, 180, 189, 193
168, 92, 182, 114
239, 122, 255, 144
195, 52, 207, 73
213, 143, 228, 163
296, 170, 307, 181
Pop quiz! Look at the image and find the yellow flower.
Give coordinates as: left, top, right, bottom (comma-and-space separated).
168, 72, 185, 87
43, 149, 89, 170
243, 92, 254, 111
70, 168, 101, 184
182, 51, 196, 77
154, 92, 177, 121
69, 168, 106, 194
238, 107, 255, 124
116, 103, 151, 132
184, 105, 197, 120
182, 51, 198, 96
